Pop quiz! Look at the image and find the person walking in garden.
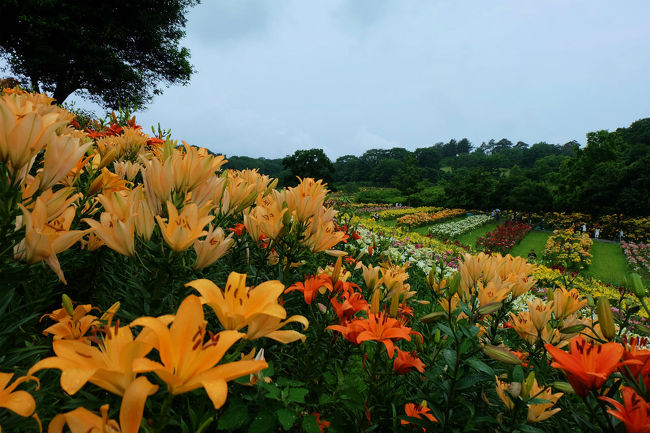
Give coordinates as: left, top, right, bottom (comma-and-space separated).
582, 223, 586, 233
374, 212, 379, 221
619, 230, 624, 242
594, 228, 600, 239
527, 249, 537, 261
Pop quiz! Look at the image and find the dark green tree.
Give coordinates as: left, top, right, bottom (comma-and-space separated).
282, 148, 335, 187
0, 0, 198, 108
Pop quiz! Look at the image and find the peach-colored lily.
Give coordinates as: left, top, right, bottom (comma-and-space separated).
156, 201, 213, 252
131, 295, 267, 408
48, 376, 157, 433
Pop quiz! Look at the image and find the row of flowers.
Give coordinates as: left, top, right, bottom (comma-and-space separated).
500, 210, 650, 243
427, 214, 494, 239
476, 221, 532, 254
377, 206, 441, 219
622, 242, 650, 277
544, 228, 593, 272
396, 208, 466, 228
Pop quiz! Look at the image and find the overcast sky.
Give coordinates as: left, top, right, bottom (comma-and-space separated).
70, 0, 650, 159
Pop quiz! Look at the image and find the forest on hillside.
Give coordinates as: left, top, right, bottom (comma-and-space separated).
226, 118, 650, 216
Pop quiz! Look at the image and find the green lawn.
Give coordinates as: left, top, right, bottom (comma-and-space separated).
584, 241, 632, 286
456, 222, 499, 247
510, 231, 550, 259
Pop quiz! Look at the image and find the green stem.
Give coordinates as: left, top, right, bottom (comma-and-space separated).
194, 416, 214, 433
154, 391, 175, 433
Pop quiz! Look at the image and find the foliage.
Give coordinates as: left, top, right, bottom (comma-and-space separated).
0, 0, 198, 108
282, 148, 335, 187
378, 206, 441, 220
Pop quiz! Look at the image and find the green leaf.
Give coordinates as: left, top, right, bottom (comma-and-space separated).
512, 365, 524, 383
248, 410, 277, 433
217, 398, 249, 430
466, 358, 494, 376
276, 377, 305, 387
517, 424, 545, 433
277, 409, 297, 430
443, 349, 457, 367
287, 387, 309, 403
302, 415, 322, 433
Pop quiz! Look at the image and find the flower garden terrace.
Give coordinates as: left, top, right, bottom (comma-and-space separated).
0, 89, 649, 432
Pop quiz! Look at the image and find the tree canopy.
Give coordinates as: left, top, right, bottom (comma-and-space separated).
0, 0, 198, 108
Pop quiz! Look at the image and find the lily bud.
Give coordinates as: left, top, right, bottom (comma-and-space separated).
434, 328, 441, 344
596, 296, 616, 341
421, 311, 446, 323
483, 345, 522, 365
627, 273, 646, 298
370, 288, 381, 314
331, 256, 342, 285
522, 372, 536, 397
508, 382, 522, 398
62, 294, 74, 316
586, 294, 595, 308
551, 381, 575, 394
447, 272, 460, 296
636, 324, 650, 336
477, 302, 502, 315
389, 292, 400, 318
559, 324, 587, 334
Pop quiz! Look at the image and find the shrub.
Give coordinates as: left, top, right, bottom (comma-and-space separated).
544, 228, 593, 272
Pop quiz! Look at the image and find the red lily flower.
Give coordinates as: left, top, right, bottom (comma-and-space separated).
285, 275, 331, 305
402, 402, 437, 430
393, 349, 426, 374
545, 337, 636, 397
599, 387, 650, 433
227, 223, 246, 237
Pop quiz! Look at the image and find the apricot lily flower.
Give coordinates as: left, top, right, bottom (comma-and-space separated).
187, 272, 286, 331
246, 314, 309, 343
131, 295, 267, 408
0, 373, 39, 429
29, 322, 153, 396
192, 225, 234, 270
48, 376, 158, 433
156, 201, 213, 252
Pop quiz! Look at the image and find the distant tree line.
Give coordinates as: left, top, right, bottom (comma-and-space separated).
223, 118, 650, 216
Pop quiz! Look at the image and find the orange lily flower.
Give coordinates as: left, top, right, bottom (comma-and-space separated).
312, 412, 331, 433
156, 201, 213, 252
527, 298, 553, 332
187, 272, 286, 331
599, 387, 650, 433
393, 349, 426, 374
545, 336, 631, 397
326, 319, 365, 344
42, 303, 97, 342
131, 295, 267, 408
285, 275, 332, 305
330, 290, 369, 322
29, 321, 153, 396
355, 311, 416, 358
0, 373, 39, 430
402, 402, 437, 430
48, 376, 157, 433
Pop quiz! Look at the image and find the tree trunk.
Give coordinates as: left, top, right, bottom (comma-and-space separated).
52, 84, 75, 105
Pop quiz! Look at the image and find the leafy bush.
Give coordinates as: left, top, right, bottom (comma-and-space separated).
355, 188, 407, 204
544, 228, 593, 272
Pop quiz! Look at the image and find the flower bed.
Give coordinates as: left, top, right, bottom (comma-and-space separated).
621, 241, 650, 277
428, 214, 493, 238
476, 221, 532, 253
396, 208, 465, 228
377, 206, 441, 219
544, 228, 593, 272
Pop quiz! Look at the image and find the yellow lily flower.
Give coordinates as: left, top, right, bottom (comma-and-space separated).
284, 177, 328, 223
29, 322, 153, 396
156, 201, 213, 252
131, 295, 267, 408
527, 298, 553, 332
0, 372, 39, 430
355, 262, 383, 292
140, 156, 173, 214
186, 272, 286, 331
48, 376, 158, 433
192, 225, 234, 270
16, 198, 88, 284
